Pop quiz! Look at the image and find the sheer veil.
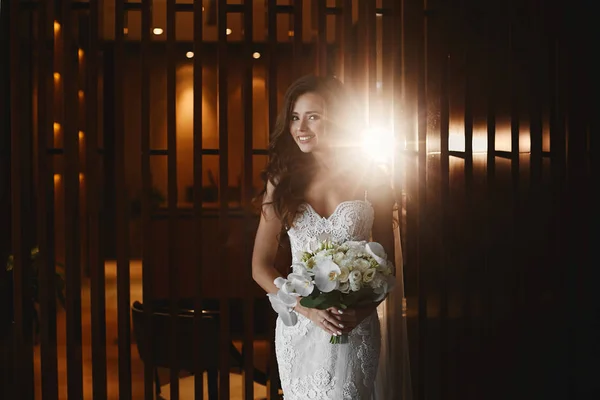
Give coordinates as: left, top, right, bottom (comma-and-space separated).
373, 208, 413, 400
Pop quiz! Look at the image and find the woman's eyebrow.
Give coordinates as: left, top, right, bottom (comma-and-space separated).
292, 110, 322, 114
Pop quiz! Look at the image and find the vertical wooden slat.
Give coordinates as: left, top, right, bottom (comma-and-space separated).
293, 0, 303, 77
507, 5, 523, 394
266, 1, 279, 398
86, 0, 108, 398
114, 1, 132, 398
390, 0, 407, 396
529, 5, 543, 185
140, 0, 154, 399
356, 0, 368, 117
37, 0, 59, 398
316, 0, 326, 75
0, 2, 13, 397
62, 0, 84, 397
10, 0, 35, 398
217, 1, 231, 399
416, 0, 427, 398
242, 2, 255, 399
401, 0, 426, 397
439, 34, 450, 400
483, 6, 499, 399
341, 0, 352, 83
461, 2, 475, 398
165, 0, 179, 399
192, 0, 205, 398
365, 0, 376, 123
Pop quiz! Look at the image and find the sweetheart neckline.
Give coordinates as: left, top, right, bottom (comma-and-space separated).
302, 199, 373, 220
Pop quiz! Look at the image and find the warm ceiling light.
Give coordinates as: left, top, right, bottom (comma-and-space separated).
186, 51, 194, 59
53, 122, 61, 133
79, 173, 84, 182
78, 49, 84, 59
124, 27, 129, 35
54, 174, 61, 184
78, 131, 84, 140
252, 52, 261, 59
53, 72, 60, 81
54, 21, 60, 34
226, 28, 232, 35
153, 27, 164, 35
78, 90, 84, 98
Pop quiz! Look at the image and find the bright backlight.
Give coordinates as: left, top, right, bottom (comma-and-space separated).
362, 126, 395, 165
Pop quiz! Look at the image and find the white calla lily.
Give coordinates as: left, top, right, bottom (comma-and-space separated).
313, 258, 341, 292
365, 242, 387, 266
274, 277, 287, 289
267, 290, 298, 326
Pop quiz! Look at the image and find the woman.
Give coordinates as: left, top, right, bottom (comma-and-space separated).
252, 74, 395, 399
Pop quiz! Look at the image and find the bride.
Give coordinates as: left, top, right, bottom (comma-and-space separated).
252, 74, 397, 399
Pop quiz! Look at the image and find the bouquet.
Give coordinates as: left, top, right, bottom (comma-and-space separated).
268, 238, 395, 344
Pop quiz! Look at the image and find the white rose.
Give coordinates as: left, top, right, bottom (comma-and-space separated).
339, 281, 351, 294
354, 259, 371, 272
363, 268, 376, 283
349, 270, 362, 285
333, 252, 345, 265
350, 280, 362, 292
338, 266, 350, 283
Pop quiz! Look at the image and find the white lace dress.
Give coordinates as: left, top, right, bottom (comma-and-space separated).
275, 200, 381, 400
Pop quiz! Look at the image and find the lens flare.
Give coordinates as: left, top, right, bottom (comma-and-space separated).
362, 126, 395, 165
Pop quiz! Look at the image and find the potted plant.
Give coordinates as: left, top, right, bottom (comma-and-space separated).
5, 247, 66, 343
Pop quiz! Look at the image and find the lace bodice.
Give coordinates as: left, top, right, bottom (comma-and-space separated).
287, 200, 375, 263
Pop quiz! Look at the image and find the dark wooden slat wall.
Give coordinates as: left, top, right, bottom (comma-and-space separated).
0, 0, 13, 394
265, 2, 279, 398
37, 0, 60, 398
10, 0, 35, 398
140, 1, 154, 399
191, 0, 205, 398
85, 0, 108, 397
165, 1, 180, 399
114, 1, 133, 398
242, 1, 255, 398
217, 1, 231, 399
62, 1, 85, 396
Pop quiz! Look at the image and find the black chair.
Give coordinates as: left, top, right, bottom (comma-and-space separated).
131, 299, 269, 399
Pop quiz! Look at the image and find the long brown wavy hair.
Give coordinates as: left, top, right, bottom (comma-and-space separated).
256, 74, 361, 232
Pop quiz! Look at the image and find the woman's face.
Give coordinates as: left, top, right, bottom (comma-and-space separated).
289, 92, 326, 153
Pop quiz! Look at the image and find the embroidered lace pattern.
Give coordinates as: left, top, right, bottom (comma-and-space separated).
288, 200, 375, 263
275, 199, 380, 400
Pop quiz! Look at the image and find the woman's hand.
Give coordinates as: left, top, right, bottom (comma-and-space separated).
295, 302, 344, 336
329, 302, 379, 334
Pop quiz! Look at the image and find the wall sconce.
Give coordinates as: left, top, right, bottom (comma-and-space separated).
253, 52, 261, 59
186, 51, 194, 59
153, 27, 164, 35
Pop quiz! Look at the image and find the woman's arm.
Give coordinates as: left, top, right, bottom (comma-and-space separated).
251, 181, 284, 294
252, 181, 344, 336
